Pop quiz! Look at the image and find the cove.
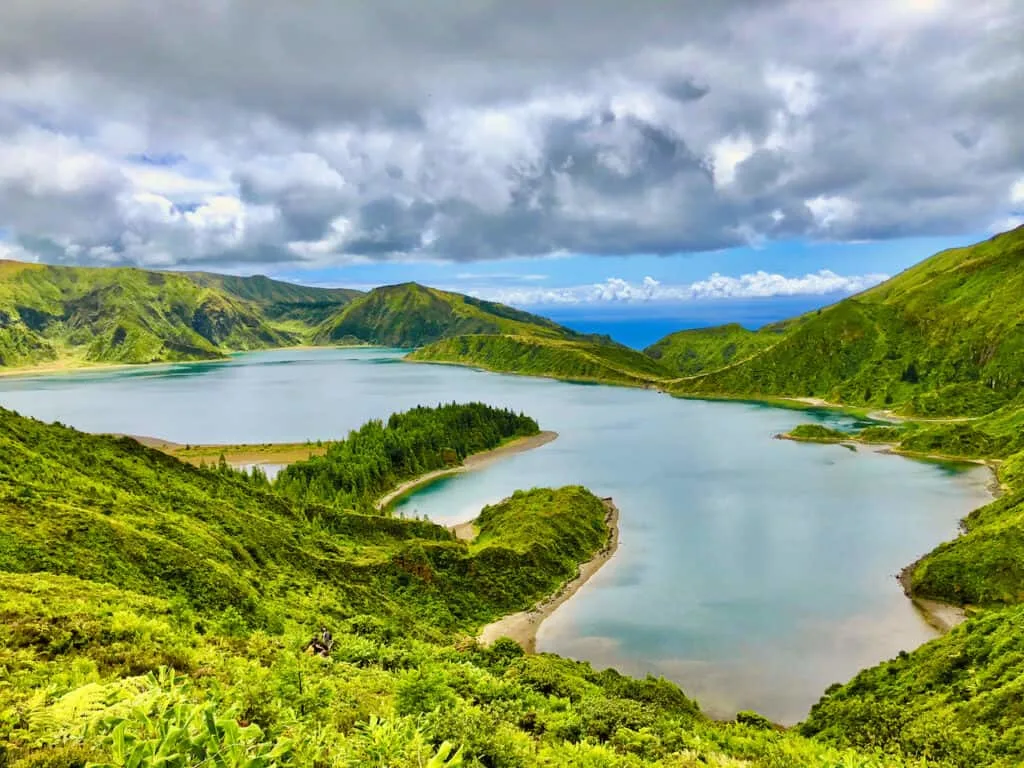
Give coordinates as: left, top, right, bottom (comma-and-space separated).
0, 347, 992, 724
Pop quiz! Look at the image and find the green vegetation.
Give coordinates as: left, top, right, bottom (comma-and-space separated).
906, 489, 1024, 606
314, 283, 593, 348
1, 405, 939, 768
644, 323, 783, 377
771, 405, 1024, 767
897, 424, 1016, 460
801, 604, 1024, 767
409, 334, 672, 387
0, 263, 618, 373
275, 403, 539, 511
185, 272, 362, 328
855, 425, 909, 444
783, 424, 849, 443
0, 263, 361, 368
0, 260, 618, 373
665, 226, 1024, 414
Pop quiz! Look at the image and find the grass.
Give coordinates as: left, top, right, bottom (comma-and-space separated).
167, 441, 332, 465
408, 333, 673, 387
314, 283, 598, 348
666, 226, 1024, 415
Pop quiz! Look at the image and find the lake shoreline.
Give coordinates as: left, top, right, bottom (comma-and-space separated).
404, 356, 662, 390
778, 432, 999, 634
377, 430, 559, 511
778, 432, 1004, 494
0, 343, 392, 380
477, 497, 620, 653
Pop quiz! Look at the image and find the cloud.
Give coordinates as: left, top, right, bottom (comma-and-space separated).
0, 240, 38, 263
0, 1, 1020, 268
472, 270, 889, 306
1011, 178, 1024, 206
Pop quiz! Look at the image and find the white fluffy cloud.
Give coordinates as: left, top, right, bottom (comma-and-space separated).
1011, 179, 1024, 206
473, 270, 888, 306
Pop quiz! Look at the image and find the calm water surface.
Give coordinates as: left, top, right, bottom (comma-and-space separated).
0, 348, 992, 723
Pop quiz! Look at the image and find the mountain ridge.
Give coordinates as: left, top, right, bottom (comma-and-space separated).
0, 263, 594, 370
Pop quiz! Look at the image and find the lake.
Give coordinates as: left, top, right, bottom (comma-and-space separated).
0, 347, 992, 723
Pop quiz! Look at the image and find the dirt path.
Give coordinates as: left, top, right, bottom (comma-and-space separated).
375, 431, 558, 511
477, 498, 620, 653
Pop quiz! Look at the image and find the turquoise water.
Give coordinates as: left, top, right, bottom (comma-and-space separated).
0, 348, 992, 723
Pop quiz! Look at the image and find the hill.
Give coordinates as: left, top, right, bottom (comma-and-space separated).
313, 282, 595, 347
644, 322, 785, 377
185, 271, 362, 328
663, 226, 1024, 414
409, 333, 674, 386
788, 442, 1024, 766
0, 264, 620, 373
0, 262, 301, 368
1, 405, 941, 768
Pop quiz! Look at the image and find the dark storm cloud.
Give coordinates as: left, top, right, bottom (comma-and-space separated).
0, 0, 1021, 268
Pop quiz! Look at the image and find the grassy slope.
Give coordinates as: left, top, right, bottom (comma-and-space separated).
313, 282, 597, 348
0, 262, 300, 367
666, 226, 1024, 413
902, 432, 1024, 607
800, 603, 1024, 767
644, 323, 785, 377
0, 407, 930, 768
408, 333, 673, 386
0, 265, 625, 372
185, 272, 362, 329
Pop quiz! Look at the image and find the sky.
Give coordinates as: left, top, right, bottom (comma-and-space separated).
0, 0, 1021, 330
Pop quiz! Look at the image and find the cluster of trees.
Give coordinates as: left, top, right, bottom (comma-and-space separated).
274, 402, 538, 510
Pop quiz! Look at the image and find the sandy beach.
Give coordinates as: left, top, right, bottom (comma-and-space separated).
477, 497, 620, 653
375, 430, 558, 511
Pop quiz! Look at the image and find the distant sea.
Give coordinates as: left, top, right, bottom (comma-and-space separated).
543, 296, 836, 349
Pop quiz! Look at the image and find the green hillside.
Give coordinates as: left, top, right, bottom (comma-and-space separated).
664, 226, 1024, 413
0, 405, 936, 768
185, 272, 362, 328
794, 437, 1024, 765
314, 282, 593, 347
645, 323, 784, 377
409, 333, 673, 386
0, 262, 299, 368
800, 603, 1024, 767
